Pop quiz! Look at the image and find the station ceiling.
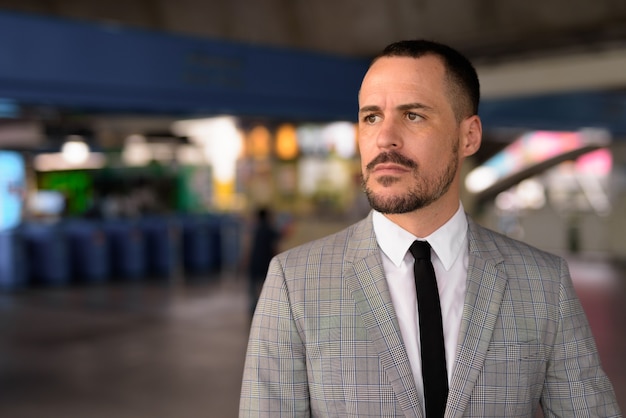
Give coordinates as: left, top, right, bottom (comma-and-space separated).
0, 0, 625, 60
0, 0, 626, 141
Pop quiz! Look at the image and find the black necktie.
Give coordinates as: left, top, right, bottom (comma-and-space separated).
409, 240, 448, 418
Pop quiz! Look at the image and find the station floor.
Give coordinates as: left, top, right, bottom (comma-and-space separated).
0, 254, 625, 417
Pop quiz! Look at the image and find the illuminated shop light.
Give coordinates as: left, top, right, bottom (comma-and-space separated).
275, 124, 298, 160
322, 121, 356, 159
122, 134, 151, 166
172, 116, 243, 191
173, 116, 245, 211
61, 136, 90, 165
296, 121, 357, 158
247, 125, 271, 159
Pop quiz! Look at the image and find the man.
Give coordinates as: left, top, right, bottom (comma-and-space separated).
239, 40, 621, 417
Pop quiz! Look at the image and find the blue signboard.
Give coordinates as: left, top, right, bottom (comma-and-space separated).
0, 11, 369, 121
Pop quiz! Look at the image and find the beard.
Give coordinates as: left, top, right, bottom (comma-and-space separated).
362, 145, 459, 214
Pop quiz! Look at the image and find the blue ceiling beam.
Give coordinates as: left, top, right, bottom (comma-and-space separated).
0, 11, 625, 138
0, 11, 368, 121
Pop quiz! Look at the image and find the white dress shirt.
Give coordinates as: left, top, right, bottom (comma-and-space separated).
372, 204, 469, 409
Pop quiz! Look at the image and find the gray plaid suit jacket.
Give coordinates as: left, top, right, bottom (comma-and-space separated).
240, 212, 620, 417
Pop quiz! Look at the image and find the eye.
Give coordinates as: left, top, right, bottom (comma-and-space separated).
406, 112, 423, 122
363, 114, 381, 124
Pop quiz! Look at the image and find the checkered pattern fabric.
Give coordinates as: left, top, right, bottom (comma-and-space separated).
240, 212, 620, 417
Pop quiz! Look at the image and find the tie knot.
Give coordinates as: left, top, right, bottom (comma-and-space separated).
409, 240, 431, 260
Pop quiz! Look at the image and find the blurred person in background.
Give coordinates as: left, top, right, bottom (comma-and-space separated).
246, 207, 282, 317
240, 40, 620, 417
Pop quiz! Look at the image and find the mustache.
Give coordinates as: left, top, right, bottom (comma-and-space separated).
365, 151, 417, 172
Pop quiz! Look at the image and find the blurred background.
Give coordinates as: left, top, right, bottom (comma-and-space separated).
0, 1, 625, 417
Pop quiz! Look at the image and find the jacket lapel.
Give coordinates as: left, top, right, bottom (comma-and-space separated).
344, 215, 422, 418
343, 215, 509, 417
446, 219, 508, 417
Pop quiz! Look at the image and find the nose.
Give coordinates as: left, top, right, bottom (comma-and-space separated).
375, 118, 402, 150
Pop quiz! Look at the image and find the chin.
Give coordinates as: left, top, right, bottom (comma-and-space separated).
371, 174, 407, 188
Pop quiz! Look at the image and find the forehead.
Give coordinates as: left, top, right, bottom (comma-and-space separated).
359, 55, 447, 104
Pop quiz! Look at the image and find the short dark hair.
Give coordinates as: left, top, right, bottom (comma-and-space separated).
372, 40, 480, 120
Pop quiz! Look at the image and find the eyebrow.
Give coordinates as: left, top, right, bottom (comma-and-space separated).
358, 102, 435, 114
398, 102, 434, 112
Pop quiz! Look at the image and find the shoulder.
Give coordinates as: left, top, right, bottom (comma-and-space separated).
275, 216, 375, 266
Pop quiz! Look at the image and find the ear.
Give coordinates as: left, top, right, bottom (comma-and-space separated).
460, 115, 482, 157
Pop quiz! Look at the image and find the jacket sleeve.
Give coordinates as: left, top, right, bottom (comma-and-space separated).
540, 257, 621, 417
239, 256, 310, 417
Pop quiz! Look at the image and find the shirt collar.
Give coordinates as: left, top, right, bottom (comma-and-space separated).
372, 203, 467, 271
